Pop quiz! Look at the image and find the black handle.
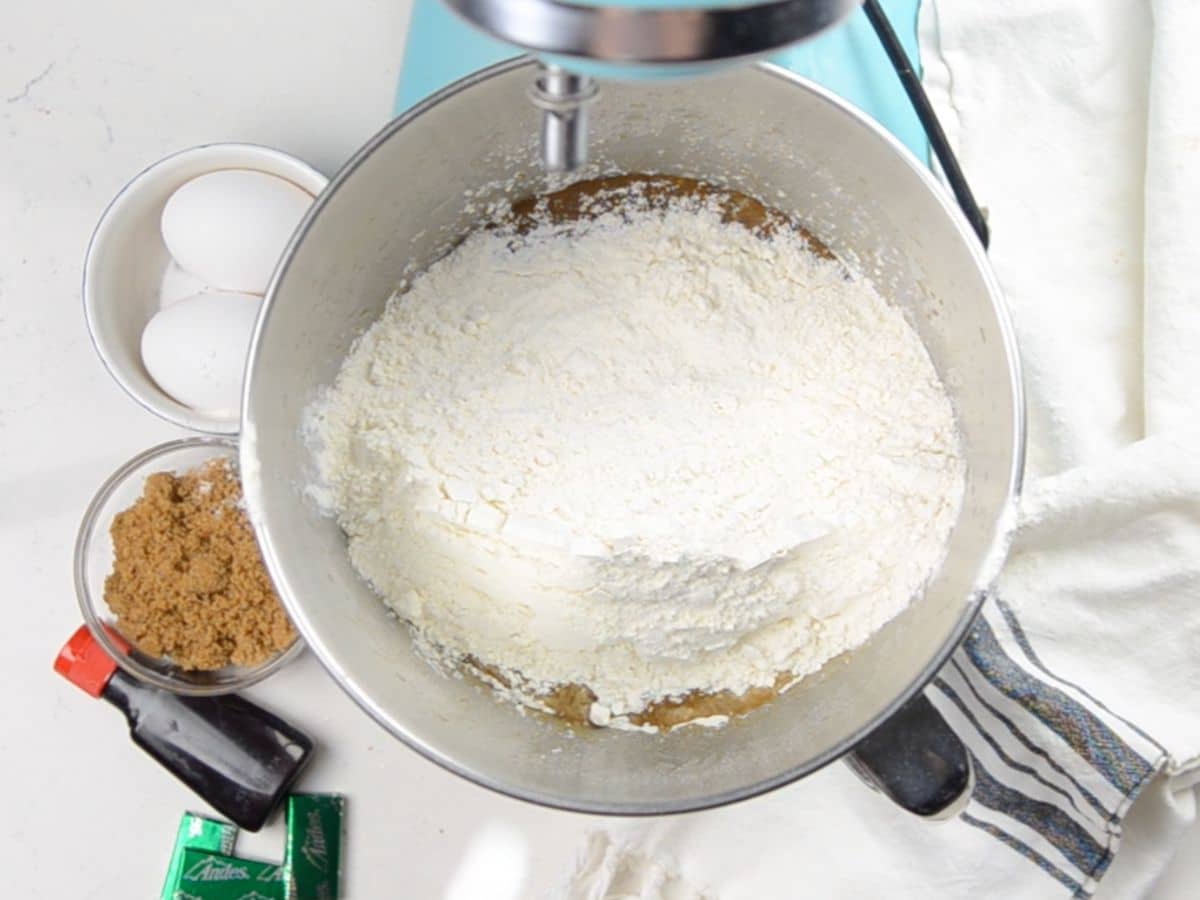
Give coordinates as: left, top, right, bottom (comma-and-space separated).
845, 693, 972, 818
103, 671, 314, 831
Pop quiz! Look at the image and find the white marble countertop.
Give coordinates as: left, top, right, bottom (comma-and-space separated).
3, 1, 1196, 896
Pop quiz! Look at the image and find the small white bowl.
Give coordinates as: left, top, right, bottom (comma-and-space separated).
83, 143, 328, 435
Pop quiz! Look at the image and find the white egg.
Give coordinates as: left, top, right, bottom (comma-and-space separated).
157, 261, 210, 310
141, 291, 261, 416
161, 169, 313, 294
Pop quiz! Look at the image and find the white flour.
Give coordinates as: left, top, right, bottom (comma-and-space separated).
307, 196, 965, 726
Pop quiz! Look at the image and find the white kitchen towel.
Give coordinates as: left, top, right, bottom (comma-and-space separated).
919, 0, 1200, 768
562, 1, 1200, 897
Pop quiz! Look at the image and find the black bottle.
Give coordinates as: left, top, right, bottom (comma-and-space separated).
55, 625, 314, 831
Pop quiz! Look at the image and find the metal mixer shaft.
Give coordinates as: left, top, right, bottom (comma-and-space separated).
442, 0, 863, 170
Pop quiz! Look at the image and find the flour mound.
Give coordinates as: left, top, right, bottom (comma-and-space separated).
307, 195, 965, 726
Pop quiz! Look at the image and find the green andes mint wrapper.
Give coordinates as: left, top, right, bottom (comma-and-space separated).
283, 794, 344, 900
172, 848, 285, 900
161, 813, 239, 900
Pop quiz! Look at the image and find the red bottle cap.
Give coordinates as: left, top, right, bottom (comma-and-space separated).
54, 624, 128, 698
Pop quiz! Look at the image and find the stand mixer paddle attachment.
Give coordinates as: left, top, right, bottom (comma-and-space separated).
441, 0, 863, 170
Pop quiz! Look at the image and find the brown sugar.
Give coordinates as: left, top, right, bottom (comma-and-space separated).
506, 173, 836, 258
104, 457, 295, 670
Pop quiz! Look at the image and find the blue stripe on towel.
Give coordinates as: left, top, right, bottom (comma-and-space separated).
970, 756, 1109, 876
946, 658, 1115, 823
960, 811, 1083, 894
990, 596, 1165, 754
962, 616, 1156, 794
934, 672, 1105, 825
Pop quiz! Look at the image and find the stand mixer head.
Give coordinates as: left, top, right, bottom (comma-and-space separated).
441, 0, 864, 170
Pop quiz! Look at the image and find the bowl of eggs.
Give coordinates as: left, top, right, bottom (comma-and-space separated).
83, 143, 328, 434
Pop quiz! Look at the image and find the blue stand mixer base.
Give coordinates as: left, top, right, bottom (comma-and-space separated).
395, 0, 928, 160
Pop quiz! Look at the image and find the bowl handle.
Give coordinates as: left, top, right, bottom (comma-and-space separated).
843, 693, 973, 820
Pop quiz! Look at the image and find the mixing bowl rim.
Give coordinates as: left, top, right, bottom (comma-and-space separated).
242, 55, 1026, 815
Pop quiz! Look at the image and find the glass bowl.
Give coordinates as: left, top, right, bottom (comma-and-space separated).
75, 437, 302, 695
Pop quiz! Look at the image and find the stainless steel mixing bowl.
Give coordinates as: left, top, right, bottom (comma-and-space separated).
242, 58, 1024, 814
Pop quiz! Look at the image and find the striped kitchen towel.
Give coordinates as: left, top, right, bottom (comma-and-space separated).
564, 588, 1173, 900
927, 596, 1167, 897
913, 0, 1200, 891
